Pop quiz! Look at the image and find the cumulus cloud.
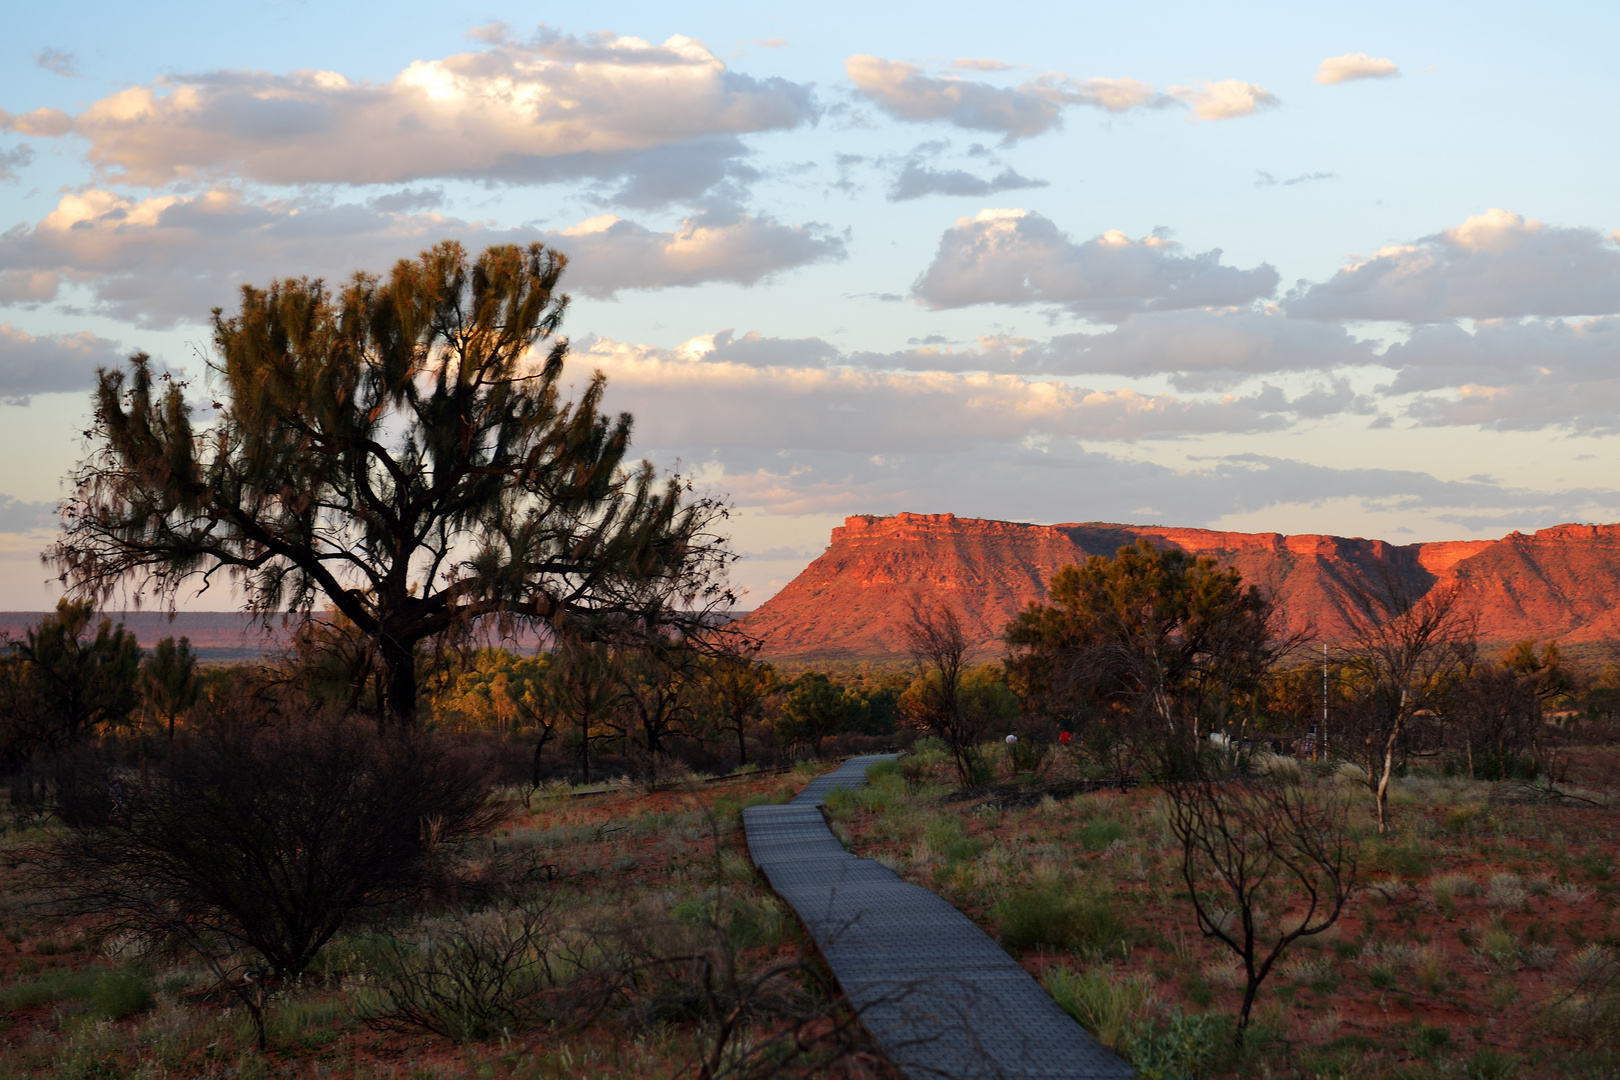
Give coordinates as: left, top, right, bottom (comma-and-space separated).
0, 188, 841, 326
665, 329, 841, 368
1315, 53, 1400, 85
3, 31, 814, 199
1380, 316, 1620, 433
888, 161, 1047, 201
559, 327, 1617, 533
874, 307, 1381, 390
912, 209, 1279, 320
846, 56, 1173, 139
0, 321, 125, 401
549, 211, 844, 296
1286, 208, 1620, 322
583, 333, 1356, 451
1168, 80, 1280, 121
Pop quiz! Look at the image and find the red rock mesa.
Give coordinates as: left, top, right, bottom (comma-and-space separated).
744, 513, 1620, 661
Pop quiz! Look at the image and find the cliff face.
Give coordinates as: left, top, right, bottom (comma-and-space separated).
744, 513, 1620, 661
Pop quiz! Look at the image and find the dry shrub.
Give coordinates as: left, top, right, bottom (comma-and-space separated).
1543, 944, 1620, 1045
19, 703, 502, 1047
367, 891, 612, 1042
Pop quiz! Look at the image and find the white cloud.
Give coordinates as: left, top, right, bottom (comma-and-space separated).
584, 333, 1351, 451
0, 321, 125, 401
545, 210, 845, 295
2, 31, 814, 200
1168, 80, 1280, 121
845, 56, 1173, 139
1315, 53, 1400, 85
912, 208, 1279, 320
1286, 208, 1620, 322
1382, 316, 1620, 433
0, 189, 841, 327
872, 307, 1380, 390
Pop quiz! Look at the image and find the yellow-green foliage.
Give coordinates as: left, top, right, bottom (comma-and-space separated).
431, 647, 549, 732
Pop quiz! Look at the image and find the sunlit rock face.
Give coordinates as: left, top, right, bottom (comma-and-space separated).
744, 513, 1620, 661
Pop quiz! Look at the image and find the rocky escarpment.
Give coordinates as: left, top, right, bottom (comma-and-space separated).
744, 513, 1620, 661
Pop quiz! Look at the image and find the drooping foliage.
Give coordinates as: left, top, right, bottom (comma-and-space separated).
52, 241, 733, 725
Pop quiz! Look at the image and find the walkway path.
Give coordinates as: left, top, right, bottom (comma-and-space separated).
743, 755, 1136, 1080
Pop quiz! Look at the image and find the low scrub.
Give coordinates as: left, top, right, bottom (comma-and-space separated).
996, 887, 1128, 955
1043, 965, 1232, 1079
1, 965, 152, 1020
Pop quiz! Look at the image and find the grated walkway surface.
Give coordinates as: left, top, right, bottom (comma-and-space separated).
743, 755, 1136, 1079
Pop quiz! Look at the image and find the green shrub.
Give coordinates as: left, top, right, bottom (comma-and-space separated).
997, 888, 1126, 954
1126, 1009, 1231, 1080
865, 758, 902, 782
266, 994, 346, 1049
1444, 803, 1489, 833
1363, 839, 1427, 878
1466, 1048, 1520, 1079
1044, 965, 1228, 1079
86, 969, 153, 1020
725, 896, 793, 950
1007, 736, 1050, 774
1073, 818, 1126, 851
940, 838, 986, 865
924, 814, 969, 857
1407, 1023, 1452, 1058
1043, 965, 1155, 1049
1, 966, 151, 1019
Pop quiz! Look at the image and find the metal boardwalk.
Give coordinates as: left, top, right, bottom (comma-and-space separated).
743, 755, 1136, 1079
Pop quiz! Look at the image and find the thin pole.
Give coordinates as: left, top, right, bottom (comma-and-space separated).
1321, 642, 1330, 762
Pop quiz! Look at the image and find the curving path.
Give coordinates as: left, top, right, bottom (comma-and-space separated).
743, 755, 1136, 1080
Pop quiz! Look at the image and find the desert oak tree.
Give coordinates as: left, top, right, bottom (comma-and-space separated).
51, 242, 733, 726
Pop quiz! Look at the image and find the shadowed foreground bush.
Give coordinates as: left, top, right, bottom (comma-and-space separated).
26, 707, 503, 979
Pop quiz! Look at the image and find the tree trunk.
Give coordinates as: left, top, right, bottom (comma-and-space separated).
1375, 714, 1405, 834
378, 636, 419, 729
579, 710, 592, 785
531, 727, 553, 790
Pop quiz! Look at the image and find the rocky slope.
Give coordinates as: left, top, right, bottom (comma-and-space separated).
744, 513, 1620, 661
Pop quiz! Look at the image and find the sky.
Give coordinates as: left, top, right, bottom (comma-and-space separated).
1, 0, 1618, 609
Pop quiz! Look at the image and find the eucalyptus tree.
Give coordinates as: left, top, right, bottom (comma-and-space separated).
51, 242, 733, 727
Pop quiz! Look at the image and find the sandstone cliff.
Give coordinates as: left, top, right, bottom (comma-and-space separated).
744, 513, 1620, 661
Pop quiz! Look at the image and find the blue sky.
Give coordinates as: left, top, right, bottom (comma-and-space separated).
2, 0, 1619, 607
